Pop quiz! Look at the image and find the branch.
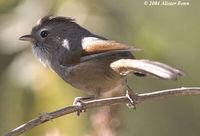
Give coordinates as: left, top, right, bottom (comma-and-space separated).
5, 87, 200, 136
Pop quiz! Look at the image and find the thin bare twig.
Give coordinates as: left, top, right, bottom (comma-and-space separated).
5, 87, 200, 136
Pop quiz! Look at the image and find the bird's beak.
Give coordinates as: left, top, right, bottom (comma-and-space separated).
19, 34, 35, 42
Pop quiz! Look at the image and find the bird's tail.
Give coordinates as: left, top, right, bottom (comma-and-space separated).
110, 59, 184, 80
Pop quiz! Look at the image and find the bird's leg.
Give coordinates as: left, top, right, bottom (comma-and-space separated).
126, 86, 138, 109
73, 96, 95, 116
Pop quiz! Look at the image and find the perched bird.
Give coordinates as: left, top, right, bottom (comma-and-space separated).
19, 16, 183, 107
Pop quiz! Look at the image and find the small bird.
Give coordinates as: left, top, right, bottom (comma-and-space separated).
19, 16, 183, 107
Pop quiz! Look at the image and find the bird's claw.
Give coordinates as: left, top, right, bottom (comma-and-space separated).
73, 96, 95, 116
76, 102, 86, 116
126, 89, 138, 109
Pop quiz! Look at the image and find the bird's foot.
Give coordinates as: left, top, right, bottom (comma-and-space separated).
126, 89, 138, 109
73, 96, 95, 116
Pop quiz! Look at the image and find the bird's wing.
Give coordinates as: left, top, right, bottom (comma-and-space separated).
110, 59, 184, 80
81, 37, 141, 62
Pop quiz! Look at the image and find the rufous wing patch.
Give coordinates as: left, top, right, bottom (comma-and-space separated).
82, 40, 130, 55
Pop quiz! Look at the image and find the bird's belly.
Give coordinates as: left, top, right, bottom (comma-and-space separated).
64, 60, 125, 96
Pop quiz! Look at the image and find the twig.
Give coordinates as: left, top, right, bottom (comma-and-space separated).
5, 87, 200, 136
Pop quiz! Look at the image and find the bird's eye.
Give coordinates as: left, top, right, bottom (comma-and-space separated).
40, 30, 48, 38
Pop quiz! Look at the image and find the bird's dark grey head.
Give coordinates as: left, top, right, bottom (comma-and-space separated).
19, 16, 91, 66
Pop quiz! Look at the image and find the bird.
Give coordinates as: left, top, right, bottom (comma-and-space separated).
19, 15, 184, 109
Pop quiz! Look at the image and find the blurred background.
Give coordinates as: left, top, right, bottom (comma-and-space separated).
0, 0, 200, 136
